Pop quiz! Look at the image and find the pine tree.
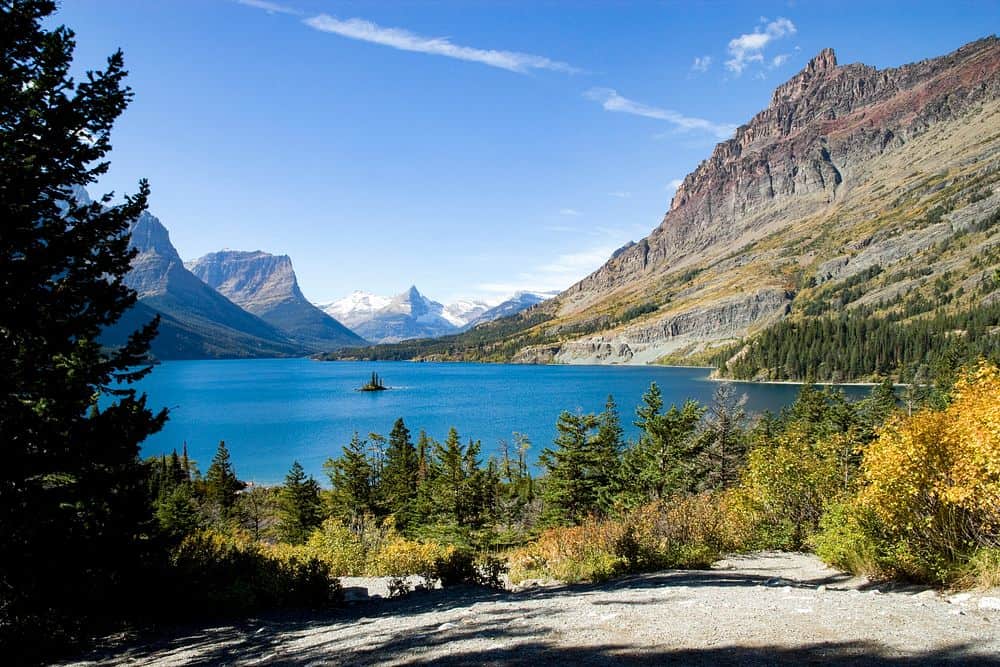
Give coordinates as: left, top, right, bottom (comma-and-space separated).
381, 418, 419, 527
592, 395, 624, 512
0, 1, 166, 650
325, 432, 376, 521
433, 427, 467, 526
277, 461, 324, 544
699, 383, 748, 490
540, 411, 598, 525
623, 386, 705, 503
204, 440, 244, 518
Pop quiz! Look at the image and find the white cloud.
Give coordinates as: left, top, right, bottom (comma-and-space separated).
559, 208, 582, 216
236, 0, 302, 16
585, 88, 736, 139
609, 191, 631, 198
667, 178, 684, 191
304, 15, 578, 74
726, 17, 796, 75
692, 55, 712, 73
771, 54, 790, 68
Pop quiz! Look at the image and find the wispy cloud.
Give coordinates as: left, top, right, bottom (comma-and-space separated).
770, 54, 790, 68
585, 88, 736, 139
236, 0, 302, 16
667, 179, 684, 192
559, 208, 582, 216
691, 55, 712, 73
303, 15, 578, 74
726, 17, 796, 75
609, 191, 631, 199
477, 244, 618, 295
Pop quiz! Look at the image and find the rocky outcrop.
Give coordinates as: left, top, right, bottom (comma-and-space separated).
514, 289, 792, 364
188, 250, 364, 350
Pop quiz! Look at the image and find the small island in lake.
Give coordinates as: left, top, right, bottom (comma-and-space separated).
358, 371, 388, 392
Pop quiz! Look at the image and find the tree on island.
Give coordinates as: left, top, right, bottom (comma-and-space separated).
359, 371, 387, 391
0, 0, 165, 652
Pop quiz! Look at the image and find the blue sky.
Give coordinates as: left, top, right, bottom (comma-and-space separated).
55, 1, 998, 304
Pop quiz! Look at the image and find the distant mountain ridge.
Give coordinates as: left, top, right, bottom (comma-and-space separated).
187, 250, 364, 350
319, 288, 553, 344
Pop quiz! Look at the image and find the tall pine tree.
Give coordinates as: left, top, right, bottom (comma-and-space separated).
0, 0, 166, 652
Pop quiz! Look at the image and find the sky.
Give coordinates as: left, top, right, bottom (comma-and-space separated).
54, 1, 998, 305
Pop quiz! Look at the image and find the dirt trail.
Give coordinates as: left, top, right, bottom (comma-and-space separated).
67, 552, 1000, 665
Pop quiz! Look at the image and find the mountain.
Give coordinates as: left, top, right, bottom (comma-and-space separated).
330, 286, 460, 343
187, 250, 364, 351
319, 291, 395, 331
443, 299, 491, 328
106, 212, 304, 359
320, 289, 500, 342
323, 37, 1000, 378
467, 291, 558, 327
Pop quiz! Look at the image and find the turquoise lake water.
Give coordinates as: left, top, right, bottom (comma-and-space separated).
134, 359, 872, 484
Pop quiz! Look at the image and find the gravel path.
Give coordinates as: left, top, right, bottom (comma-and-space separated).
67, 552, 1000, 665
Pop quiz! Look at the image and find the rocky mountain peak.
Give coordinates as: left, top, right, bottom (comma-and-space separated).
770, 47, 838, 105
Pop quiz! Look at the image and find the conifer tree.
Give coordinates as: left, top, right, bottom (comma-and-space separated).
277, 461, 324, 544
433, 427, 468, 526
325, 432, 376, 520
381, 418, 419, 527
540, 411, 598, 525
623, 385, 705, 503
699, 384, 748, 490
592, 395, 624, 511
0, 0, 166, 649
204, 440, 244, 517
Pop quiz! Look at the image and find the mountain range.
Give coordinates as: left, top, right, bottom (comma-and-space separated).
325, 37, 1000, 379
104, 205, 552, 358
108, 211, 305, 359
319, 288, 556, 344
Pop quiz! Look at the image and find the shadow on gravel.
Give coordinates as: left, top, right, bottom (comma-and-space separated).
68, 569, 991, 666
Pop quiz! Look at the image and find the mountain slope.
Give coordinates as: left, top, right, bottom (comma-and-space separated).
187, 250, 365, 351
108, 213, 304, 359
325, 37, 1000, 377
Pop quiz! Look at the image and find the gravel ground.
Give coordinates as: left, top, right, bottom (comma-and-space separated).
66, 552, 1000, 666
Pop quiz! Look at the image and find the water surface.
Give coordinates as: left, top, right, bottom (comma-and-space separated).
135, 360, 871, 484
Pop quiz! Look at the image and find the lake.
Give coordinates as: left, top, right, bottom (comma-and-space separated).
133, 359, 872, 484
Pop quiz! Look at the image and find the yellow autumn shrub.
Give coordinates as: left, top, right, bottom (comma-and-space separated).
507, 493, 741, 584
854, 361, 1000, 582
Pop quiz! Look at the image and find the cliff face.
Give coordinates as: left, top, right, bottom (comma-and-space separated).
509, 37, 1000, 364
188, 250, 365, 350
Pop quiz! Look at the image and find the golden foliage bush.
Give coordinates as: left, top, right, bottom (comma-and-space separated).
818, 362, 1000, 584
507, 493, 741, 584
305, 515, 457, 583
